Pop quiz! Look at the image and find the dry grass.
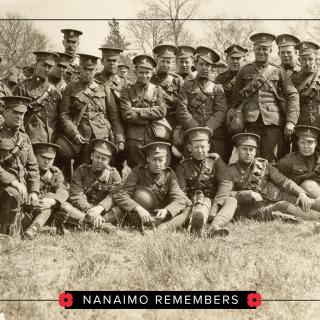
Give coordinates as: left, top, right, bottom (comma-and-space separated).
1, 219, 320, 320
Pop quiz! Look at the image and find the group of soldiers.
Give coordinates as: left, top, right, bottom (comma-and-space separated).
2, 28, 320, 241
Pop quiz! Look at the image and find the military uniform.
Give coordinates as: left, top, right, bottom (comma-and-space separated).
0, 96, 40, 237
48, 76, 67, 92
22, 143, 69, 239
232, 33, 299, 161
60, 53, 124, 163
120, 55, 168, 168
12, 52, 62, 144
174, 127, 236, 236
176, 47, 227, 158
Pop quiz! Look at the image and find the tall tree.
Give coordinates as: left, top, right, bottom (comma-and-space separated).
102, 18, 130, 49
0, 13, 50, 72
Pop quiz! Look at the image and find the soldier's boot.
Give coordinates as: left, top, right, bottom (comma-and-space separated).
104, 206, 125, 226
190, 197, 211, 236
276, 201, 320, 221
99, 222, 117, 234
23, 209, 52, 240
207, 197, 237, 238
7, 208, 22, 239
157, 207, 189, 233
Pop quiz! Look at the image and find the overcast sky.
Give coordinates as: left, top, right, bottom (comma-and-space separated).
0, 0, 318, 55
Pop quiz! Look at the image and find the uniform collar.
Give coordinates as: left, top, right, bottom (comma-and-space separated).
254, 60, 269, 69
2, 123, 19, 135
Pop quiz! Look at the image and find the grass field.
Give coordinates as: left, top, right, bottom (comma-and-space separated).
1, 219, 320, 320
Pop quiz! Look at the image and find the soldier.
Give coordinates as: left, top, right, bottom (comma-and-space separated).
215, 44, 248, 162
228, 133, 320, 221
59, 53, 124, 166
174, 127, 237, 236
0, 96, 40, 238
12, 51, 62, 144
22, 143, 68, 240
1, 67, 24, 91
61, 29, 83, 83
117, 64, 132, 85
276, 34, 301, 77
176, 45, 196, 81
120, 54, 169, 168
113, 142, 189, 232
275, 125, 320, 198
176, 46, 227, 159
291, 41, 320, 127
55, 139, 121, 232
48, 52, 74, 92
232, 33, 299, 162
0, 68, 13, 126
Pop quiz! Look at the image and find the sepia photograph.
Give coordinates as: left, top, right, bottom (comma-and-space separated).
0, 0, 320, 319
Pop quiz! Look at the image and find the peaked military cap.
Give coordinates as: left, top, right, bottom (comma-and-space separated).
250, 33, 276, 47
118, 64, 130, 70
55, 52, 74, 67
184, 127, 213, 142
140, 141, 171, 157
78, 53, 100, 67
153, 44, 178, 58
33, 51, 58, 66
133, 54, 157, 69
195, 46, 220, 64
177, 45, 196, 58
294, 125, 320, 141
295, 41, 320, 56
99, 47, 123, 59
91, 138, 118, 156
61, 29, 83, 40
224, 44, 248, 57
33, 142, 61, 158
232, 132, 261, 148
1, 96, 32, 112
276, 34, 300, 47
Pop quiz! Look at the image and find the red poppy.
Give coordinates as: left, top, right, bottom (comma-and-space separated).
59, 292, 73, 308
247, 292, 262, 308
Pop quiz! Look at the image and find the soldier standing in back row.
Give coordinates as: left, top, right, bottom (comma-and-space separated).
232, 33, 300, 162
61, 29, 83, 83
13, 51, 62, 144
176, 46, 227, 159
216, 44, 248, 162
0, 96, 40, 238
176, 45, 196, 81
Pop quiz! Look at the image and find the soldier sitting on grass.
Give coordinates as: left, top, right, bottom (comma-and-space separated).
23, 143, 69, 240
54, 139, 121, 233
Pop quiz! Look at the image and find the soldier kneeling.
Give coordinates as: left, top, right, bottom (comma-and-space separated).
113, 142, 190, 233
23, 143, 69, 239
54, 139, 122, 233
174, 127, 237, 237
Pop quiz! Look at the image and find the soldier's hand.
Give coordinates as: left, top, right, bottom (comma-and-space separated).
28, 192, 39, 206
93, 215, 104, 228
296, 193, 312, 212
87, 205, 105, 220
74, 133, 87, 144
11, 180, 27, 201
135, 206, 152, 223
155, 208, 168, 221
251, 191, 263, 202
117, 142, 125, 151
284, 122, 295, 136
37, 197, 56, 210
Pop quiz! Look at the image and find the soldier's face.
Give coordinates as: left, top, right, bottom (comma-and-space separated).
157, 57, 174, 73
36, 154, 55, 171
147, 155, 166, 174
297, 138, 317, 157
63, 39, 79, 55
188, 140, 210, 160
278, 46, 298, 66
177, 57, 193, 74
51, 64, 68, 78
196, 58, 212, 78
102, 57, 119, 74
118, 68, 128, 78
4, 109, 25, 128
79, 65, 96, 83
91, 150, 111, 171
227, 56, 245, 72
237, 145, 257, 164
35, 61, 52, 79
254, 45, 271, 62
135, 67, 153, 84
299, 54, 316, 73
